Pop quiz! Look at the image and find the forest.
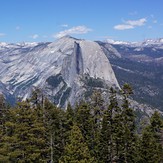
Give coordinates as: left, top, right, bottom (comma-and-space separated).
0, 84, 163, 163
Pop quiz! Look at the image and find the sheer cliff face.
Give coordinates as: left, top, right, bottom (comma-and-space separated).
0, 36, 119, 106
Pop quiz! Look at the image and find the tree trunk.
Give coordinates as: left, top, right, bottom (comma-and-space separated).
50, 133, 53, 163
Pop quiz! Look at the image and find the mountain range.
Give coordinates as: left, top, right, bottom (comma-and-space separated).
0, 36, 163, 113
97, 38, 163, 111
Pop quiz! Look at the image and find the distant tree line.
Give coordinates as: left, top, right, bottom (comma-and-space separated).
0, 84, 163, 162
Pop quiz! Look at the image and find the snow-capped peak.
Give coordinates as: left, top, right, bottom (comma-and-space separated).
142, 38, 163, 45
16, 42, 39, 47
106, 38, 163, 47
106, 39, 137, 45
0, 42, 8, 47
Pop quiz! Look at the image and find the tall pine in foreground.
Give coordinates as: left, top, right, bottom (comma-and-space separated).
65, 102, 75, 141
90, 90, 104, 159
98, 87, 119, 163
1, 84, 163, 163
139, 111, 163, 163
44, 98, 66, 163
0, 94, 10, 162
98, 85, 138, 163
75, 102, 94, 156
120, 84, 138, 162
59, 124, 94, 163
0, 101, 50, 162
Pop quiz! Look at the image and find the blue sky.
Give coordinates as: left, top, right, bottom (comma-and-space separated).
0, 0, 163, 42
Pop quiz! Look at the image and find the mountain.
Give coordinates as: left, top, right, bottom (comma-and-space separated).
1, 36, 163, 114
98, 38, 163, 111
103, 38, 163, 64
0, 36, 119, 107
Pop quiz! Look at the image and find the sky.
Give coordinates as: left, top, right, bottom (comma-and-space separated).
0, 0, 163, 43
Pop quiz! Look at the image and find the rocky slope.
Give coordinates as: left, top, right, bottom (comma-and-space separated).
0, 36, 119, 107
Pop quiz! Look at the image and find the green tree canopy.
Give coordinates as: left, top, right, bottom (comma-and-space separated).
59, 124, 94, 163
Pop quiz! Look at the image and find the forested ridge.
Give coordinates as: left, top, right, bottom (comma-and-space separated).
0, 85, 163, 162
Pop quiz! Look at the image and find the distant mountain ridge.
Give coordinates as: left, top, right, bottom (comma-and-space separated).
106, 38, 163, 46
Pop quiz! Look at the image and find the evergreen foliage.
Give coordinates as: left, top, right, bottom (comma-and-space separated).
0, 101, 50, 162
0, 85, 162, 162
139, 111, 163, 163
59, 124, 94, 163
44, 98, 66, 162
98, 87, 118, 162
89, 90, 104, 159
75, 102, 94, 158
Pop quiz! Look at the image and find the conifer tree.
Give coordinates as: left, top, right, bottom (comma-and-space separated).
65, 102, 74, 134
59, 124, 94, 163
0, 94, 10, 162
30, 87, 43, 108
0, 94, 8, 134
139, 126, 161, 163
139, 111, 163, 162
112, 104, 124, 162
90, 90, 104, 158
150, 111, 163, 142
1, 101, 50, 162
116, 84, 137, 162
44, 98, 66, 163
98, 86, 138, 163
121, 98, 137, 162
75, 101, 94, 155
98, 87, 118, 163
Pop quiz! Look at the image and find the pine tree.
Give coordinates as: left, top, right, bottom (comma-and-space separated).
44, 98, 66, 163
30, 87, 43, 109
98, 86, 138, 163
150, 111, 163, 142
90, 90, 104, 158
139, 126, 161, 163
112, 105, 124, 162
0, 94, 10, 162
59, 124, 94, 163
0, 94, 8, 134
121, 98, 137, 162
65, 102, 74, 136
1, 101, 50, 162
75, 101, 94, 156
98, 87, 118, 163
115, 84, 137, 162
139, 111, 163, 163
